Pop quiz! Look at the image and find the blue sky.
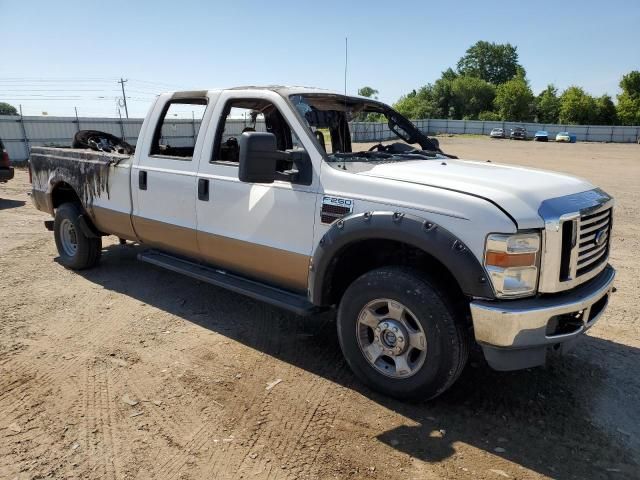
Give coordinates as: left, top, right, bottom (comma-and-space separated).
1, 0, 638, 117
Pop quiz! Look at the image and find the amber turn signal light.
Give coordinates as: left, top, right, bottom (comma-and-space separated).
485, 251, 537, 268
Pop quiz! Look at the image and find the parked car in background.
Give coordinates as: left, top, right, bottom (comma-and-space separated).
534, 131, 549, 142
0, 138, 15, 183
489, 128, 506, 139
556, 132, 576, 143
510, 127, 527, 140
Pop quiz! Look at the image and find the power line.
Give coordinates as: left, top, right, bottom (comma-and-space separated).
0, 97, 153, 102
0, 77, 118, 82
128, 78, 186, 89
0, 89, 122, 92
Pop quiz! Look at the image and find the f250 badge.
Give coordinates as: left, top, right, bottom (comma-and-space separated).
322, 196, 353, 210
320, 196, 354, 224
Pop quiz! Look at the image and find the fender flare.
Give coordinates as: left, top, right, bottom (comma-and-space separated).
308, 211, 495, 305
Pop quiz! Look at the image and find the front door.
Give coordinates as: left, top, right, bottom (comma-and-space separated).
195, 90, 320, 292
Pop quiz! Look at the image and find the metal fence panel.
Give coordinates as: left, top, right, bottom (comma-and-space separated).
351, 118, 640, 144
1, 115, 639, 163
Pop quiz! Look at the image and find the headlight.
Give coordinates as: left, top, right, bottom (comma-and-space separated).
484, 233, 540, 298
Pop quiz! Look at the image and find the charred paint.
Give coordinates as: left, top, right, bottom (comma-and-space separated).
30, 147, 129, 209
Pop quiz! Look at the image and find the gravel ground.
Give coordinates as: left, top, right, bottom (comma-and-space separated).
0, 137, 638, 479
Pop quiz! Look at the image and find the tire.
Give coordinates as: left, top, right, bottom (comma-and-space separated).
54, 202, 102, 270
72, 129, 134, 155
337, 266, 469, 400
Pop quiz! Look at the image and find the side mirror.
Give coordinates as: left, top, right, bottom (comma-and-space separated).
238, 132, 280, 184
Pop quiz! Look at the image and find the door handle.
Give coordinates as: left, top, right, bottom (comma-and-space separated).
139, 170, 147, 190
198, 178, 209, 201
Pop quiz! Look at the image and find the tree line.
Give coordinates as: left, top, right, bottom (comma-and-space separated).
359, 41, 640, 126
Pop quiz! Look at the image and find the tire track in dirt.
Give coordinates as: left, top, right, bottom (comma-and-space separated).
0, 368, 35, 403
276, 343, 347, 480
201, 303, 288, 479
140, 301, 275, 479
210, 312, 346, 480
125, 365, 211, 478
0, 357, 81, 478
79, 360, 120, 479
139, 296, 279, 480
110, 307, 248, 478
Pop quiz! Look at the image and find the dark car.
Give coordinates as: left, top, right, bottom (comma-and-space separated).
0, 138, 15, 183
510, 127, 527, 140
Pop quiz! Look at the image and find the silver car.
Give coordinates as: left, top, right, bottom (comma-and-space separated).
490, 127, 506, 139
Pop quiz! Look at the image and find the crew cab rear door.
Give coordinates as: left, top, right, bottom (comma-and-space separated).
131, 93, 209, 257
194, 90, 320, 292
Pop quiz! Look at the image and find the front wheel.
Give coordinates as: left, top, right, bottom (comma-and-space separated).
54, 202, 102, 270
337, 267, 469, 400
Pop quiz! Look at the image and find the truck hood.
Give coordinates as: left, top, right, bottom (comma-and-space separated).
358, 158, 594, 228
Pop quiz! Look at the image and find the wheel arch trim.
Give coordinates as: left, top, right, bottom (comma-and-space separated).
309, 211, 495, 305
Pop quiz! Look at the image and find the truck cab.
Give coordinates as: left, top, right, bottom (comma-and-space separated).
29, 86, 616, 399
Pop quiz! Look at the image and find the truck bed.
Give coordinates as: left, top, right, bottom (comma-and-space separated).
30, 146, 130, 212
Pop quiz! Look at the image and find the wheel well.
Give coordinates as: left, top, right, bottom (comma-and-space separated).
51, 182, 81, 209
322, 239, 467, 309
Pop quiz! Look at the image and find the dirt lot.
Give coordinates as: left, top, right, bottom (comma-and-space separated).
1, 138, 639, 480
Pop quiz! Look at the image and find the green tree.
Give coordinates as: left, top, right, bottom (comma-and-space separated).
559, 86, 596, 124
494, 76, 534, 121
536, 85, 560, 123
450, 76, 496, 119
357, 86, 379, 99
456, 41, 523, 85
431, 78, 455, 118
616, 95, 640, 125
393, 85, 438, 119
0, 102, 18, 115
619, 71, 640, 97
478, 111, 501, 121
616, 71, 640, 125
356, 86, 383, 121
593, 95, 617, 125
441, 67, 458, 81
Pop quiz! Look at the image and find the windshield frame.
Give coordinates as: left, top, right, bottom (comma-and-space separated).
283, 92, 445, 163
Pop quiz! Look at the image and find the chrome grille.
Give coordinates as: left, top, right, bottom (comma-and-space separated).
538, 188, 613, 293
576, 208, 612, 277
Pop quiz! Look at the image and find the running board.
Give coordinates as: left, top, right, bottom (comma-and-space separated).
137, 250, 322, 316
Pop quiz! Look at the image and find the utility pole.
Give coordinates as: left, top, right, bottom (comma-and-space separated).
118, 78, 129, 118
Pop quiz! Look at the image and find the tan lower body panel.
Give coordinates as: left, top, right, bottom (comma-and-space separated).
197, 231, 310, 292
130, 216, 308, 292
91, 206, 138, 241
132, 216, 200, 259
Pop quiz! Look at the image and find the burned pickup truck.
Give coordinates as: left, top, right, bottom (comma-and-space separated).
29, 86, 615, 399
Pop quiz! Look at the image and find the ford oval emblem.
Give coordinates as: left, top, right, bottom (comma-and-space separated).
595, 229, 607, 246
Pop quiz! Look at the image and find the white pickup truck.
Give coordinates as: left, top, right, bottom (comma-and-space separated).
29, 86, 616, 399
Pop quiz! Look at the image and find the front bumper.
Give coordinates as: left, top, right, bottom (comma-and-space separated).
470, 265, 615, 370
0, 167, 14, 182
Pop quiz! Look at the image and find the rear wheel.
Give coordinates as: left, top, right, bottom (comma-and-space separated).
54, 202, 101, 270
337, 267, 469, 400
